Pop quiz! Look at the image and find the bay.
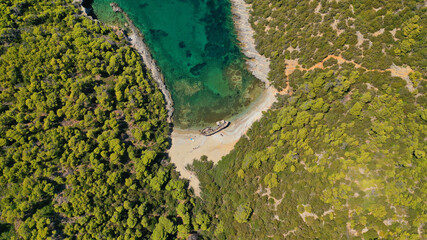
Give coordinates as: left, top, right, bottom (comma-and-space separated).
92, 0, 263, 128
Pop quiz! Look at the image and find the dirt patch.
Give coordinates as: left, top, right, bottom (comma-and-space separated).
389, 64, 415, 91
285, 55, 414, 91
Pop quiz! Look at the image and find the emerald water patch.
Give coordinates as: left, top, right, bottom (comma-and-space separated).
92, 0, 263, 128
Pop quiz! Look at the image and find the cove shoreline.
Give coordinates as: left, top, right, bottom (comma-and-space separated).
169, 0, 278, 196
109, 3, 175, 122
77, 0, 279, 196
75, 1, 175, 122
230, 0, 271, 88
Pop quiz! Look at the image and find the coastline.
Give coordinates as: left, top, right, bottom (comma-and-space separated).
229, 0, 271, 88
110, 3, 175, 122
80, 0, 278, 196
169, 87, 277, 196
169, 0, 277, 196
75, 1, 174, 122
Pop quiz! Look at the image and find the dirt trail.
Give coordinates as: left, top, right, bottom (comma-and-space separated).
285, 55, 415, 91
286, 55, 365, 76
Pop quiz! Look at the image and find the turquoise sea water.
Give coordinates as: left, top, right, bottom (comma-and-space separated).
92, 0, 263, 128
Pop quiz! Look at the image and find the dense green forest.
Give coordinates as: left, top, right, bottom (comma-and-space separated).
191, 0, 426, 239
1, 0, 426, 239
0, 0, 200, 239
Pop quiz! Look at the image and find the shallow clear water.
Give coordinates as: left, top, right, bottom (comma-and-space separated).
92, 0, 263, 128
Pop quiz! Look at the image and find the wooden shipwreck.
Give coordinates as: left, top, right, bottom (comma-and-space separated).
200, 120, 230, 136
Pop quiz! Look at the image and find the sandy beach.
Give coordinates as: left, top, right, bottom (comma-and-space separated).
169, 87, 277, 195
169, 0, 276, 196
105, 1, 278, 196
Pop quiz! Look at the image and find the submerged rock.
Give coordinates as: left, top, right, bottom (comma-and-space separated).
149, 29, 169, 39
110, 2, 122, 13
190, 62, 207, 76
179, 41, 186, 48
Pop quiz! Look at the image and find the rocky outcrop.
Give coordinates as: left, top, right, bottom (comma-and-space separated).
110, 2, 122, 13
110, 3, 174, 122
230, 0, 271, 88
75, 0, 96, 18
